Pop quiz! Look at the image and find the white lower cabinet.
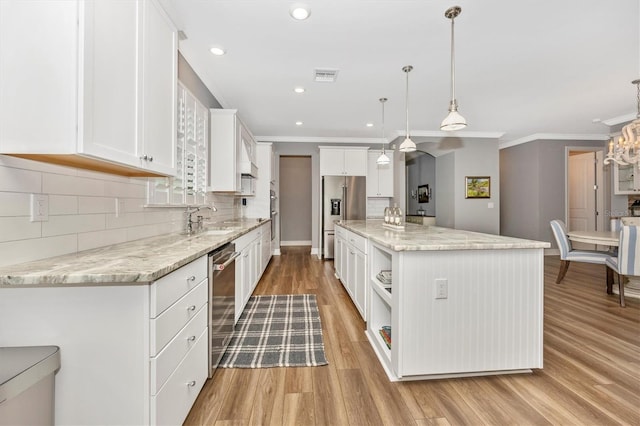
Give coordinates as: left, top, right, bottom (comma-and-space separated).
335, 225, 367, 320
234, 227, 268, 323
260, 222, 272, 275
0, 255, 208, 425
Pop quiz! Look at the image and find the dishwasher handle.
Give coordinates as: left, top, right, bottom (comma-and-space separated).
212, 252, 240, 271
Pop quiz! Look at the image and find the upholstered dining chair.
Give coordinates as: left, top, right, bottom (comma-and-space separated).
605, 225, 640, 307
549, 219, 613, 284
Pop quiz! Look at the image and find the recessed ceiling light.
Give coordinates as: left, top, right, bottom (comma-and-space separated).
366, 123, 374, 127
290, 3, 311, 20
209, 46, 226, 56
294, 87, 305, 94
296, 121, 303, 126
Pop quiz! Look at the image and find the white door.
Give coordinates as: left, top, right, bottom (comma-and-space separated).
568, 150, 604, 249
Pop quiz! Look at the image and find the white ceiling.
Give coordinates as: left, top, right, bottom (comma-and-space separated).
160, 0, 640, 148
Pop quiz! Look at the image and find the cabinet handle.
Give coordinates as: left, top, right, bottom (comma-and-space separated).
148, 156, 153, 162
187, 381, 196, 387
187, 275, 196, 282
187, 335, 196, 342
140, 155, 148, 161
187, 305, 196, 311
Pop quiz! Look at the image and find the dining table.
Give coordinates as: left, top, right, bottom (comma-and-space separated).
566, 230, 619, 247
567, 229, 640, 300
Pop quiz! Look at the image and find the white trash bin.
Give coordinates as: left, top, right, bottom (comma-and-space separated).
0, 346, 60, 426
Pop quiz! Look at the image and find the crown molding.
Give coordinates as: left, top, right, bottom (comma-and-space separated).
601, 113, 636, 126
499, 133, 609, 150
254, 136, 383, 144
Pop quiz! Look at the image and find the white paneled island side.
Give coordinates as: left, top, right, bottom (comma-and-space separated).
335, 220, 550, 381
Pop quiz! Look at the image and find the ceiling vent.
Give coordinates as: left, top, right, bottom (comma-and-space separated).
314, 68, 339, 83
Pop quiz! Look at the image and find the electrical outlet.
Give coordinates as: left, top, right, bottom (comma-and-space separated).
435, 278, 448, 299
30, 194, 49, 222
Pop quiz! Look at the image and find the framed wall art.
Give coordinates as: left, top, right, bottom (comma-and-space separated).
465, 176, 490, 199
418, 184, 430, 203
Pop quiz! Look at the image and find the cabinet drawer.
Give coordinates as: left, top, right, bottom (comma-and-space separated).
151, 327, 208, 426
335, 226, 346, 239
348, 231, 367, 254
234, 228, 259, 251
150, 255, 207, 318
151, 304, 207, 394
150, 278, 207, 355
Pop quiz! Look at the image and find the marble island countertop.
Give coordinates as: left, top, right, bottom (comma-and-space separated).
0, 218, 269, 287
337, 220, 550, 251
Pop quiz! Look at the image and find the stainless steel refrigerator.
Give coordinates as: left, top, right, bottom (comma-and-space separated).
322, 176, 366, 258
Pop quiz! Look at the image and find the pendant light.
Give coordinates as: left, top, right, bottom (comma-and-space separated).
376, 98, 390, 164
440, 6, 467, 131
399, 65, 416, 152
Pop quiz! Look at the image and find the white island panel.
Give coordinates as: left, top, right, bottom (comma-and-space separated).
397, 248, 543, 378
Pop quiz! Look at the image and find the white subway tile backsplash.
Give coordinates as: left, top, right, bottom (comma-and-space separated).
43, 173, 106, 197
0, 217, 42, 242
0, 234, 78, 267
49, 195, 79, 215
78, 228, 128, 252
0, 165, 42, 193
0, 156, 240, 267
42, 214, 106, 237
0, 192, 31, 216
78, 197, 116, 214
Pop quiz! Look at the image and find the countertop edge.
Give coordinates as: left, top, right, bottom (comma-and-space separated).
337, 221, 551, 251
0, 219, 270, 287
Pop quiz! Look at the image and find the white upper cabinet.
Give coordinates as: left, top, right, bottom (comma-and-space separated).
0, 0, 177, 177
140, 0, 178, 175
319, 147, 368, 176
209, 109, 258, 192
613, 162, 640, 194
367, 150, 394, 197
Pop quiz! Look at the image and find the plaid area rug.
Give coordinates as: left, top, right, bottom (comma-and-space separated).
219, 294, 328, 368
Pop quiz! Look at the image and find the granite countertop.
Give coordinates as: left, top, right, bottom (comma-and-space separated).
0, 219, 270, 287
337, 220, 550, 251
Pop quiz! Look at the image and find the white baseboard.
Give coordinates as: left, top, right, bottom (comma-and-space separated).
310, 247, 318, 255
280, 240, 312, 246
273, 249, 281, 256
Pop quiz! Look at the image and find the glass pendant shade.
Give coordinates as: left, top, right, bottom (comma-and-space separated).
400, 65, 416, 153
399, 137, 416, 152
441, 102, 467, 131
442, 6, 466, 132
376, 151, 390, 165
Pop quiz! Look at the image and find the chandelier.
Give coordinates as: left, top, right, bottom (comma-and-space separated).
604, 79, 640, 166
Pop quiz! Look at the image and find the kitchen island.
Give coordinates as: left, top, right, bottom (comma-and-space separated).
335, 220, 549, 381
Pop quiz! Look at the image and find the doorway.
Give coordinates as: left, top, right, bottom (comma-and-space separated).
566, 147, 606, 249
279, 156, 312, 247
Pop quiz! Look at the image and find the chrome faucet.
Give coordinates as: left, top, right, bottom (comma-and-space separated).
185, 205, 217, 235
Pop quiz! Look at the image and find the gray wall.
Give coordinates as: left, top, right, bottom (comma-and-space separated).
453, 139, 501, 234
436, 152, 456, 229
279, 156, 312, 243
406, 153, 436, 216
433, 139, 501, 234
500, 138, 608, 248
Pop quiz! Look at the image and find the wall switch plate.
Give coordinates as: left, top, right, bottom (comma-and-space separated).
115, 198, 125, 217
435, 278, 448, 299
488, 202, 495, 209
30, 194, 49, 222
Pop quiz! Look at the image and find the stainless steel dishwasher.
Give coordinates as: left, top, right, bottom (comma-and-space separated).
208, 243, 239, 377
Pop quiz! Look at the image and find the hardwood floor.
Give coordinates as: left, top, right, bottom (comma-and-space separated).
184, 247, 640, 425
